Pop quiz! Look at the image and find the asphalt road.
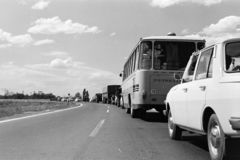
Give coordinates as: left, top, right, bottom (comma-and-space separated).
0, 102, 227, 160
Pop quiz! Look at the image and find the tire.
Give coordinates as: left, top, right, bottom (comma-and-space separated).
207, 114, 225, 160
168, 110, 182, 140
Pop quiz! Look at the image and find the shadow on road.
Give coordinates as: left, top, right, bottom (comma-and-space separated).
181, 133, 240, 160
140, 112, 167, 123
182, 134, 209, 152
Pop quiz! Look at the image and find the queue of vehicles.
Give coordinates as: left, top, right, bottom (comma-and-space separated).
110, 33, 240, 160
102, 85, 120, 104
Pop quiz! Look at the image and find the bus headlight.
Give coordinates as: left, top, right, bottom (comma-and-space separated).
142, 90, 147, 99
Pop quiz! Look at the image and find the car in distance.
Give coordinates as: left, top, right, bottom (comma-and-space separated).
75, 98, 81, 102
165, 38, 240, 160
61, 97, 67, 102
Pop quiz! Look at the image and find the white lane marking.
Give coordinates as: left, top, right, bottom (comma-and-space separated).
89, 119, 105, 137
107, 109, 109, 113
118, 148, 122, 153
0, 104, 83, 124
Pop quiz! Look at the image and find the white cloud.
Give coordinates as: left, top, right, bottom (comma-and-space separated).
34, 39, 55, 46
0, 29, 33, 47
42, 51, 69, 58
201, 16, 240, 35
0, 44, 12, 48
0, 63, 67, 95
184, 15, 240, 46
110, 32, 116, 36
150, 0, 222, 8
26, 58, 85, 69
181, 29, 190, 35
28, 16, 101, 35
22, 58, 121, 96
0, 57, 121, 96
49, 58, 73, 68
19, 0, 27, 5
31, 1, 50, 10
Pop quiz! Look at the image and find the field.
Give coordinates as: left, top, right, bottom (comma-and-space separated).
0, 99, 79, 118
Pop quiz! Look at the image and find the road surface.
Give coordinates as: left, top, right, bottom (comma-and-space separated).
0, 102, 234, 160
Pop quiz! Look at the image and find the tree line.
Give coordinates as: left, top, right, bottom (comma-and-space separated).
0, 92, 56, 100
0, 88, 90, 101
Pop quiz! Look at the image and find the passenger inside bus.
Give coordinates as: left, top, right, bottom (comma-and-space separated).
154, 42, 165, 69
154, 43, 164, 58
143, 42, 152, 59
141, 41, 197, 71
141, 42, 152, 69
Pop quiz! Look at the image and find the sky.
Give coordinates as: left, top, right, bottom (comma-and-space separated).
0, 0, 240, 97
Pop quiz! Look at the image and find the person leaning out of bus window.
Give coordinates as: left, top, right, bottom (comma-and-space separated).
143, 43, 152, 59
182, 51, 199, 82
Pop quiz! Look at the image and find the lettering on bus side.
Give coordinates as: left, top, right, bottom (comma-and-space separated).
153, 78, 181, 83
133, 84, 139, 92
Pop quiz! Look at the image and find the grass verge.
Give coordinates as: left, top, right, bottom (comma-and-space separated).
0, 100, 79, 118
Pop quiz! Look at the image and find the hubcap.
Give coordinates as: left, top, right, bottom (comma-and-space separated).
168, 112, 174, 134
209, 122, 221, 155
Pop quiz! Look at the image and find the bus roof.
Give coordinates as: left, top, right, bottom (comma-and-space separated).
142, 36, 205, 42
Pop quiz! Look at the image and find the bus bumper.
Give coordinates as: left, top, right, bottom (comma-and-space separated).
132, 104, 165, 112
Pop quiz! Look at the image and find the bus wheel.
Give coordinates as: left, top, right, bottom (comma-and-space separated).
207, 114, 225, 160
168, 110, 182, 140
131, 107, 138, 118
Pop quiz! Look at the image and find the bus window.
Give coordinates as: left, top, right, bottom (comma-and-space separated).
154, 42, 166, 70
131, 53, 134, 73
140, 41, 152, 70
129, 56, 132, 75
152, 41, 196, 70
135, 46, 139, 70
165, 42, 179, 69
132, 50, 136, 72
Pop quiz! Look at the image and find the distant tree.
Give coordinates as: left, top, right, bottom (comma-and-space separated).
75, 92, 81, 98
83, 89, 86, 101
86, 91, 89, 102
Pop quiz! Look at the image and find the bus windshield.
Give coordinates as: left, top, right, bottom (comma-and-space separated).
140, 41, 204, 70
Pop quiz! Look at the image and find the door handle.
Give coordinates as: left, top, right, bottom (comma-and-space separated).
183, 88, 188, 92
199, 86, 206, 91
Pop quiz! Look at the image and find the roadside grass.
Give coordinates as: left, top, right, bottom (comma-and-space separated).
0, 100, 79, 118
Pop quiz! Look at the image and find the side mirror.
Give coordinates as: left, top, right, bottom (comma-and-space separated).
119, 73, 122, 77
174, 73, 181, 80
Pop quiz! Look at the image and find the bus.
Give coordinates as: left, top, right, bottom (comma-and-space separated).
120, 33, 205, 118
